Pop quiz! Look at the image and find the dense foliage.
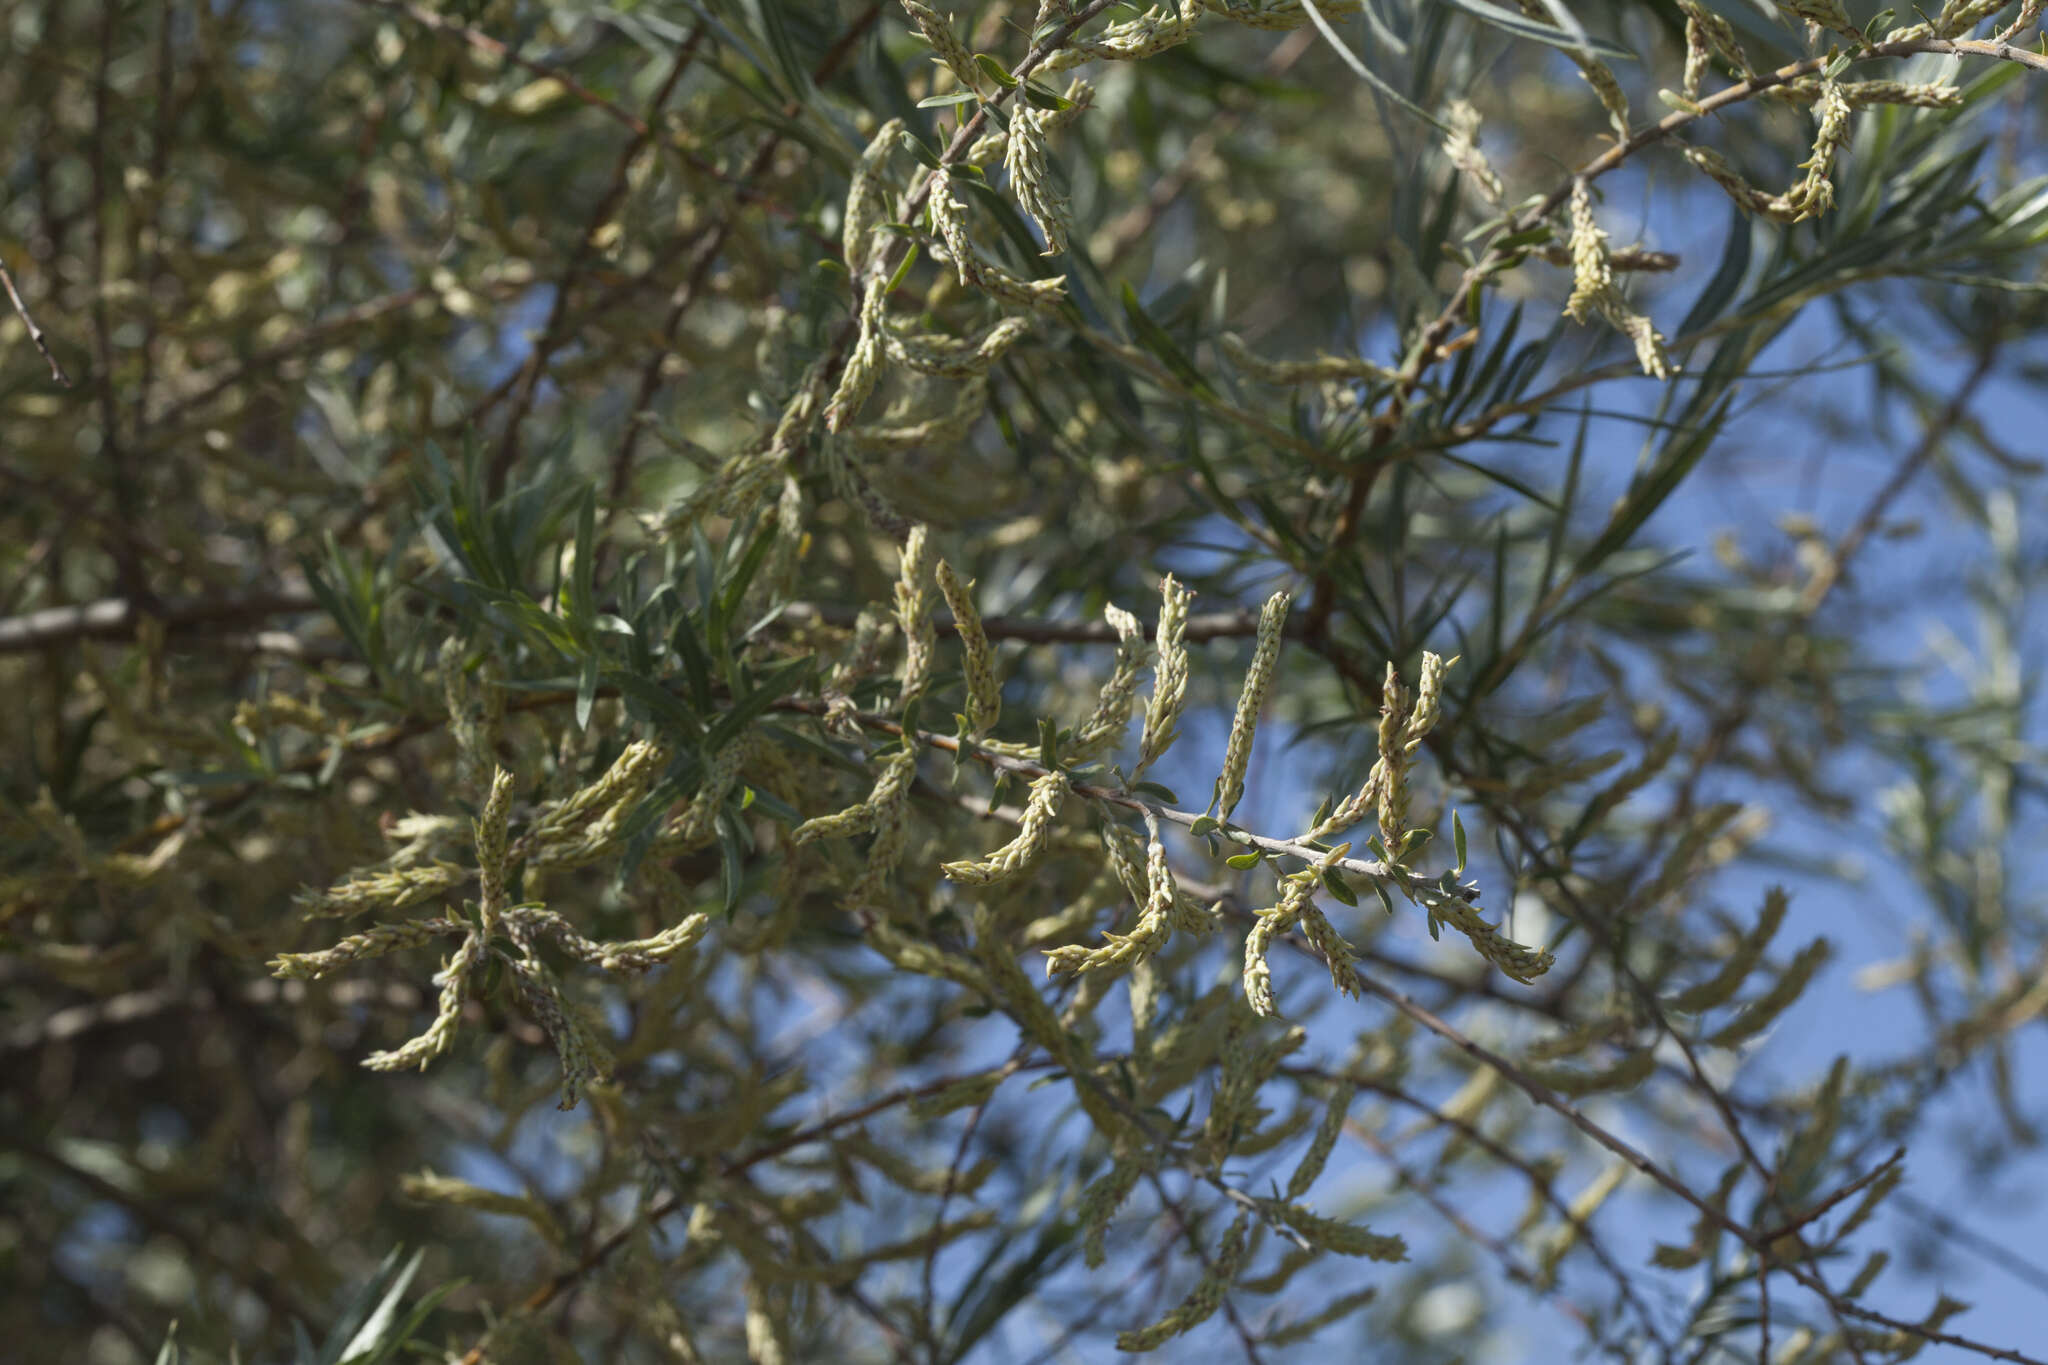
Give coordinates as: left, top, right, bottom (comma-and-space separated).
5, 1, 2048, 1362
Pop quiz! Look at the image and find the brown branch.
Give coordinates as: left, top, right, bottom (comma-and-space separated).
0, 254, 69, 385
0, 587, 318, 654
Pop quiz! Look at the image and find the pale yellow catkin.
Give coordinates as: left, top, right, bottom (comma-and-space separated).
475, 766, 515, 934
1138, 574, 1191, 774
1442, 99, 1503, 204
943, 768, 1069, 885
899, 1, 982, 95
268, 916, 468, 981
1212, 589, 1290, 820
1069, 602, 1148, 759
1244, 873, 1316, 1018
1375, 662, 1413, 859
825, 275, 888, 433
894, 524, 936, 703
1043, 814, 1177, 977
362, 928, 486, 1073
1004, 105, 1072, 255
1785, 81, 1850, 222
843, 117, 905, 273
935, 558, 1001, 736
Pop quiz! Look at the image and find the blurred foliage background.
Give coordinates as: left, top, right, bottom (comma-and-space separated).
4, 1, 2048, 1362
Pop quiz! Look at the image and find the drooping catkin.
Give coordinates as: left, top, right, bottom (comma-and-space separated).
475, 766, 515, 935
1428, 892, 1557, 983
928, 174, 1068, 312
1565, 181, 1613, 326
1070, 603, 1149, 760
1004, 105, 1072, 254
1212, 590, 1290, 821
1375, 662, 1413, 859
1705, 936, 1831, 1047
1138, 574, 1191, 775
1043, 812, 1178, 977
844, 118, 905, 272
894, 524, 937, 704
1442, 99, 1503, 205
1676, 0, 1750, 80
295, 861, 467, 918
269, 916, 469, 980
845, 375, 988, 453
943, 768, 1069, 885
1562, 180, 1674, 379
794, 742, 919, 844
1286, 1082, 1356, 1199
1260, 1200, 1407, 1260
1078, 1154, 1148, 1267
1244, 873, 1316, 1017
1785, 81, 1850, 222
1668, 886, 1788, 1012
1218, 331, 1399, 386
508, 955, 612, 1109
935, 558, 1001, 736
402, 1168, 568, 1248
506, 905, 710, 973
1297, 902, 1362, 999
1522, 1045, 1657, 1096
653, 737, 747, 855
362, 927, 486, 1073
884, 314, 1031, 378
1682, 144, 1801, 224
899, 1, 982, 96
1114, 1213, 1254, 1351
825, 274, 889, 433
1778, 0, 1856, 34
844, 741, 921, 916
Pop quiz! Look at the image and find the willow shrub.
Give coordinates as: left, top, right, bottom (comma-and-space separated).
5, 1, 2048, 1362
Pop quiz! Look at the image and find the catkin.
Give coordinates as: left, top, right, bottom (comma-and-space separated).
1070, 603, 1149, 759
1114, 1213, 1253, 1351
1706, 937, 1831, 1047
825, 275, 889, 433
1212, 590, 1291, 821
1375, 662, 1413, 859
1004, 105, 1073, 254
1785, 82, 1850, 222
895, 524, 937, 703
1079, 1155, 1148, 1268
1442, 99, 1503, 204
884, 315, 1032, 378
1244, 873, 1316, 1017
1669, 887, 1788, 1012
929, 176, 1068, 312
269, 916, 468, 981
1523, 1046, 1657, 1096
843, 118, 905, 272
1286, 1082, 1356, 1199
1138, 574, 1192, 774
362, 928, 486, 1073
1219, 331, 1399, 386
475, 766, 515, 934
899, 1, 982, 95
1043, 813, 1178, 977
1429, 892, 1557, 983
943, 768, 1069, 885
936, 558, 1001, 736
1262, 1200, 1407, 1260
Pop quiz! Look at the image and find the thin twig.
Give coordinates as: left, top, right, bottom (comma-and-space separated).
0, 255, 69, 386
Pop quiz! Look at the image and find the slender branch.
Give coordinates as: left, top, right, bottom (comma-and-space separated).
0, 254, 69, 385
